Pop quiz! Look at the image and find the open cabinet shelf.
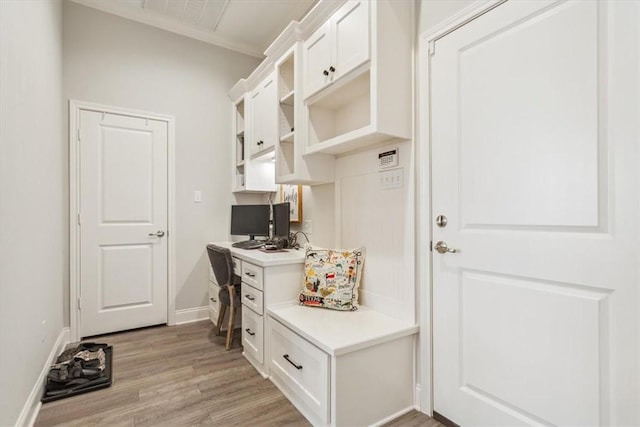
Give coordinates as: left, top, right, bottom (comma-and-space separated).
274, 43, 334, 185
280, 90, 295, 105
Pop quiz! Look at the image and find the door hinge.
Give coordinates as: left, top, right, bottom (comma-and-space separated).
77, 128, 81, 142
429, 241, 433, 252
77, 297, 81, 311
428, 41, 436, 56
77, 213, 81, 225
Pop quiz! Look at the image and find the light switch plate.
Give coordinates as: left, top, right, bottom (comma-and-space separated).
303, 220, 313, 234
379, 168, 403, 190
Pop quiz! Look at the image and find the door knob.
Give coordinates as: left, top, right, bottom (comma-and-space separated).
434, 241, 457, 254
148, 230, 165, 237
329, 66, 336, 72
323, 69, 329, 76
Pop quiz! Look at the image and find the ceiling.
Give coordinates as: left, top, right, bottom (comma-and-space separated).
69, 0, 318, 58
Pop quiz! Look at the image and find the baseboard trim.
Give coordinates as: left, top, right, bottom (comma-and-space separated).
174, 306, 209, 325
371, 405, 415, 426
16, 327, 70, 427
415, 383, 422, 411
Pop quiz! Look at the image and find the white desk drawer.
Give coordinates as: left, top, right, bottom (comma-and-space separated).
241, 262, 263, 290
241, 284, 263, 315
242, 308, 263, 364
269, 319, 329, 424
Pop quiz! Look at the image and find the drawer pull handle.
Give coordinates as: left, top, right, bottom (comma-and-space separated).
283, 354, 303, 370
244, 294, 255, 301
245, 272, 256, 278
245, 328, 255, 336
210, 297, 217, 303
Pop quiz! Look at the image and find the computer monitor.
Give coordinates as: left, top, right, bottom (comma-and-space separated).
273, 202, 290, 239
230, 204, 270, 243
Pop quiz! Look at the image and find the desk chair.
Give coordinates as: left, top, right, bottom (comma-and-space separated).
206, 244, 242, 350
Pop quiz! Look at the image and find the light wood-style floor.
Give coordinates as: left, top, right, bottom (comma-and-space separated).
35, 320, 442, 426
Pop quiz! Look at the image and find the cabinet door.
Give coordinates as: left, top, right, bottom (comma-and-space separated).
303, 21, 332, 99
249, 87, 263, 156
260, 74, 277, 152
332, 0, 370, 80
250, 75, 276, 156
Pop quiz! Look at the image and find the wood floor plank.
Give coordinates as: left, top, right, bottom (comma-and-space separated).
35, 321, 441, 427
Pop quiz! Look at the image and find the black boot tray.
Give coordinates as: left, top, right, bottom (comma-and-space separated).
41, 345, 113, 403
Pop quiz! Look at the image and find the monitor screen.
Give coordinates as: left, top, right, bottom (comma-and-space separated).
230, 204, 270, 238
273, 203, 290, 238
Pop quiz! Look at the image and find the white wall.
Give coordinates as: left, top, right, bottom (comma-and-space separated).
63, 2, 261, 314
0, 1, 65, 425
417, 0, 475, 34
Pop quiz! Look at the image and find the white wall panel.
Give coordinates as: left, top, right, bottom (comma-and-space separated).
101, 126, 153, 223
335, 141, 415, 323
101, 245, 153, 308
459, 1, 600, 229
462, 270, 607, 425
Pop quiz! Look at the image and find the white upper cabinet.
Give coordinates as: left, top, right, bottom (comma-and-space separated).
303, 0, 412, 155
229, 79, 276, 194
249, 72, 277, 157
228, 0, 411, 185
303, 1, 370, 99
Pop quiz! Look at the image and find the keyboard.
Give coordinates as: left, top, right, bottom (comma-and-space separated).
231, 240, 265, 250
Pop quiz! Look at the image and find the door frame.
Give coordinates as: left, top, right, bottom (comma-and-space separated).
416, 0, 506, 415
69, 100, 176, 342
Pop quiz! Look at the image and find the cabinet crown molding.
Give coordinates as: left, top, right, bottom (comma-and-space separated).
229, 0, 346, 98
264, 21, 302, 61
228, 79, 248, 102
297, 0, 347, 38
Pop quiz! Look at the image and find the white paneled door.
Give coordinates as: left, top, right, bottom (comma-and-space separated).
79, 109, 168, 337
431, 1, 638, 426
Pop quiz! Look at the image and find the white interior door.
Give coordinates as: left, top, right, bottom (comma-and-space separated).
431, 1, 638, 425
79, 109, 168, 337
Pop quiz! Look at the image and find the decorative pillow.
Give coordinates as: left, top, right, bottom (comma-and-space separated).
298, 244, 365, 311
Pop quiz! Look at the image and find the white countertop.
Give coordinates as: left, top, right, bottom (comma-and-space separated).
268, 303, 419, 356
209, 241, 305, 267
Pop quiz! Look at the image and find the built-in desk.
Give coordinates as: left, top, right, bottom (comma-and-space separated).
208, 242, 304, 377
208, 242, 418, 426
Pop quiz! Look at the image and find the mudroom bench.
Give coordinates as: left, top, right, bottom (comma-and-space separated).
267, 304, 419, 427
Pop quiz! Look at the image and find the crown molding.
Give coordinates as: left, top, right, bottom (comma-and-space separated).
264, 21, 302, 60
228, 79, 249, 102
298, 0, 347, 39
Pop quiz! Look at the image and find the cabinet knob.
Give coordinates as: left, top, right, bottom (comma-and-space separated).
329, 66, 336, 72
322, 69, 329, 76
